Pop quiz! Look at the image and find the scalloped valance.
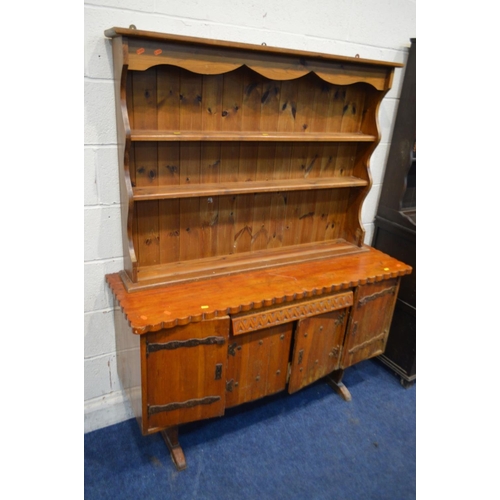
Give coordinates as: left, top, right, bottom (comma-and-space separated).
105, 27, 402, 91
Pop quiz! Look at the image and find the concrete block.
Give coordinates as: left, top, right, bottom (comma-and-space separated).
84, 147, 99, 206
84, 309, 117, 358
370, 143, 390, 186
364, 222, 374, 245
84, 206, 123, 261
84, 259, 124, 313
362, 183, 382, 225
84, 354, 115, 400
96, 147, 121, 205
378, 98, 398, 144
84, 390, 134, 433
84, 80, 116, 145
348, 0, 416, 48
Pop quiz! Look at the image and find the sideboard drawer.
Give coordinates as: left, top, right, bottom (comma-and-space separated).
231, 291, 353, 335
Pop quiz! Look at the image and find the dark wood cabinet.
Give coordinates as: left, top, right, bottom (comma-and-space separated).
104, 26, 412, 470
373, 39, 416, 387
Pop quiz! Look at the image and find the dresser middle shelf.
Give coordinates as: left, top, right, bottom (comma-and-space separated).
132, 177, 369, 200
130, 130, 378, 142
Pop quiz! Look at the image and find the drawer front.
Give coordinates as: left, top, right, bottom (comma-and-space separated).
144, 317, 229, 431
226, 323, 293, 408
341, 279, 400, 369
288, 308, 349, 394
231, 292, 353, 335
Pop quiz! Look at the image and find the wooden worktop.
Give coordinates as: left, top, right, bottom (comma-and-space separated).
106, 246, 411, 334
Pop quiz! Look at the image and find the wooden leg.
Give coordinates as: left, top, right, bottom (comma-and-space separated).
160, 426, 187, 471
326, 369, 352, 402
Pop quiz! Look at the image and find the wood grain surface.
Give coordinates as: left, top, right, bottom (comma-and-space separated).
106, 246, 411, 334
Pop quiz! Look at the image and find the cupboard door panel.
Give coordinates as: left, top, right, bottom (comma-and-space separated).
144, 317, 229, 431
226, 323, 293, 408
288, 309, 349, 394
341, 279, 400, 368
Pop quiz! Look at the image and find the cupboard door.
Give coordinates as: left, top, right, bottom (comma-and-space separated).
288, 309, 349, 394
144, 317, 229, 432
226, 323, 293, 408
341, 279, 400, 369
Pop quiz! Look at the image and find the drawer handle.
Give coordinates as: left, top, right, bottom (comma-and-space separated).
147, 336, 225, 354
148, 396, 221, 416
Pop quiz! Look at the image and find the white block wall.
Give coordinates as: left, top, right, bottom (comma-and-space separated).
84, 0, 416, 433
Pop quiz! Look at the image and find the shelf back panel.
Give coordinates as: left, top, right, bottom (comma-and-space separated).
131, 189, 355, 267
129, 141, 369, 186
127, 66, 379, 136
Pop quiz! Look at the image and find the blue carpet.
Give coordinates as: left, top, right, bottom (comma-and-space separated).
85, 359, 415, 500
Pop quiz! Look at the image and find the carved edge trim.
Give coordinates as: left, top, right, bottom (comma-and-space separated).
105, 267, 411, 334
124, 38, 392, 90
231, 292, 353, 335
131, 61, 388, 90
